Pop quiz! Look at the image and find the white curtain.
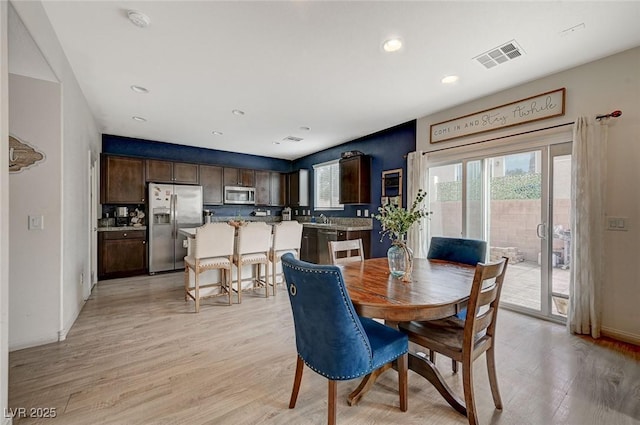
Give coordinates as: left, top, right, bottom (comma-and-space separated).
407, 151, 429, 258
568, 117, 607, 338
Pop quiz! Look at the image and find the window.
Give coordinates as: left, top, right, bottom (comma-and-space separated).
313, 160, 343, 210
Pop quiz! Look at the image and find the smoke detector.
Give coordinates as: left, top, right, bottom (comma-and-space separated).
474, 40, 525, 69
127, 10, 150, 28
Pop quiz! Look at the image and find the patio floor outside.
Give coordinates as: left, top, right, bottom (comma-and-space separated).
501, 259, 570, 317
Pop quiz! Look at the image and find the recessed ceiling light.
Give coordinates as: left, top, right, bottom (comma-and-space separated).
272, 141, 281, 145
383, 38, 403, 53
212, 131, 223, 136
127, 10, 150, 28
130, 85, 149, 94
231, 109, 245, 116
132, 116, 147, 122
299, 126, 310, 131
441, 75, 459, 84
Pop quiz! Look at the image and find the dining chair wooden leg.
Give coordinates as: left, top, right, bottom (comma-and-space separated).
272, 259, 277, 296
429, 350, 435, 362
462, 356, 478, 425
328, 379, 337, 425
452, 359, 458, 373
183, 267, 189, 302
225, 269, 232, 306
289, 355, 304, 409
237, 264, 242, 304
194, 269, 200, 313
398, 354, 408, 412
486, 346, 503, 409
262, 264, 269, 298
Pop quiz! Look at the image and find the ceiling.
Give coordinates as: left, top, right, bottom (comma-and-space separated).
37, 1, 640, 161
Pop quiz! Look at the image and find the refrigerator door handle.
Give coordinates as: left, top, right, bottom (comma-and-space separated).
171, 193, 177, 240
174, 193, 178, 237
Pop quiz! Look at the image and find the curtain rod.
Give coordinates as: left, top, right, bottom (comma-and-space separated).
421, 110, 622, 155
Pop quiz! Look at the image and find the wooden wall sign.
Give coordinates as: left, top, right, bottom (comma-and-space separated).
9, 135, 45, 173
430, 88, 565, 143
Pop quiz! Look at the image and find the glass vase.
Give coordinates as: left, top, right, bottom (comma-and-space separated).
387, 240, 413, 280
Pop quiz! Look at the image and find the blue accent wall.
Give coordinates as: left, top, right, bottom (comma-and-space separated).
102, 122, 416, 258
292, 120, 416, 258
102, 134, 292, 172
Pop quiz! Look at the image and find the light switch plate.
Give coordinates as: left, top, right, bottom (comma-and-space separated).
606, 216, 628, 231
28, 215, 44, 230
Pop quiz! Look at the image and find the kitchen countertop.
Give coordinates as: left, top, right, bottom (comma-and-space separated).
98, 226, 147, 232
301, 222, 372, 232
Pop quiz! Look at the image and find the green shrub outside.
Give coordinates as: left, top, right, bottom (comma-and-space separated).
436, 173, 541, 202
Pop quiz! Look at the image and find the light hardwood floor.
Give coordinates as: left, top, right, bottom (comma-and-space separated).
9, 272, 640, 425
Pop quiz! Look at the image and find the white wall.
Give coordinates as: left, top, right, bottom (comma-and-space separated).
417, 47, 640, 344
1, 1, 11, 422
8, 1, 100, 349
8, 73, 62, 349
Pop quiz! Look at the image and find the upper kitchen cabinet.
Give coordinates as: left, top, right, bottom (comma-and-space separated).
288, 169, 309, 207
146, 159, 199, 184
255, 170, 287, 206
270, 172, 287, 206
100, 154, 145, 204
224, 167, 255, 187
255, 170, 270, 205
199, 164, 224, 205
339, 155, 371, 204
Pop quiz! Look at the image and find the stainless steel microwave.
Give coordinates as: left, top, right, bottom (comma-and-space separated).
224, 186, 256, 204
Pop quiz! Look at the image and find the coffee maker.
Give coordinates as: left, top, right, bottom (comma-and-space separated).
282, 207, 292, 221
115, 206, 129, 227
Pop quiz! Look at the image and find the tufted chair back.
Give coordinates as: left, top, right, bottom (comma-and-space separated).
281, 254, 372, 378
193, 223, 235, 259
427, 237, 487, 266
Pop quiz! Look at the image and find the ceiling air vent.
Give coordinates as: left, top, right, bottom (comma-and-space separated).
283, 136, 303, 142
474, 40, 525, 69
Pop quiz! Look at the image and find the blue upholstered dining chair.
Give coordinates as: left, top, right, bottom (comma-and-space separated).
280, 253, 408, 425
425, 236, 487, 372
427, 236, 487, 267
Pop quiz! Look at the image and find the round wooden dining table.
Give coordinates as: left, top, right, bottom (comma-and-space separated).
338, 257, 477, 416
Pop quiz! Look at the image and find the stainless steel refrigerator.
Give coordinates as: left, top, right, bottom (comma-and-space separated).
148, 183, 203, 273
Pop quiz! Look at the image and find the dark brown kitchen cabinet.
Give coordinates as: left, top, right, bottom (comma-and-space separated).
146, 159, 199, 184
98, 230, 147, 280
100, 155, 145, 204
199, 164, 224, 205
288, 169, 309, 207
339, 155, 371, 204
255, 171, 287, 206
224, 167, 254, 187
338, 229, 371, 260
255, 170, 271, 206
300, 226, 318, 263
270, 172, 287, 206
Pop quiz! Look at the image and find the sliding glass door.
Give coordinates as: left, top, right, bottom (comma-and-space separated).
427, 142, 571, 321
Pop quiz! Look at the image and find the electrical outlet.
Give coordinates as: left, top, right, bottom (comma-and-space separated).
364, 209, 369, 217
357, 210, 361, 217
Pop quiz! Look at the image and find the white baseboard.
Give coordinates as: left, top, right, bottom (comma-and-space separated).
58, 298, 86, 342
601, 326, 640, 346
9, 335, 58, 352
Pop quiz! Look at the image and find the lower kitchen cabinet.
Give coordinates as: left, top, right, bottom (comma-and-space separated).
338, 230, 371, 260
300, 226, 318, 264
300, 226, 371, 265
98, 230, 147, 280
